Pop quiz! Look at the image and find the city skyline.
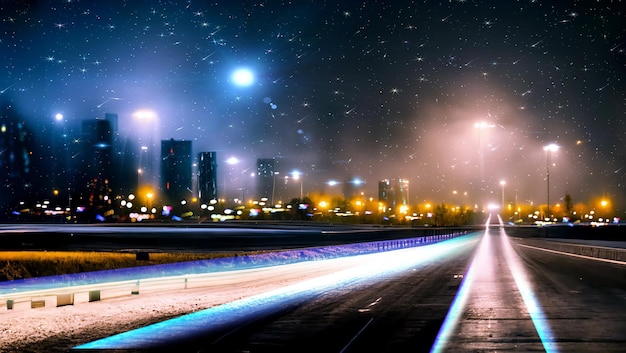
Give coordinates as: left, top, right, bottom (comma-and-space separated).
0, 1, 624, 212
1, 107, 618, 218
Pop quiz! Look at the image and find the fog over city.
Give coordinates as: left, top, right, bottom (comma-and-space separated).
1, 1, 624, 211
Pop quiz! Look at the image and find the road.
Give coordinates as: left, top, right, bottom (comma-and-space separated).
0, 223, 474, 252
73, 222, 626, 352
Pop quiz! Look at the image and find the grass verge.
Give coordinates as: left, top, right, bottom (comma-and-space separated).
0, 251, 247, 281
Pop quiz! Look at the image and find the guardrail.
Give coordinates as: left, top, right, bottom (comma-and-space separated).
0, 270, 255, 311
517, 238, 626, 262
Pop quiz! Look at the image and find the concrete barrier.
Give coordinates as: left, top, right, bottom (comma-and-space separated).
57, 293, 73, 307
31, 299, 45, 309
88, 290, 100, 302
74, 291, 90, 304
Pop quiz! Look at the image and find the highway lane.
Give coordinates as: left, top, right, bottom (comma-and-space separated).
85, 224, 626, 353
512, 232, 626, 352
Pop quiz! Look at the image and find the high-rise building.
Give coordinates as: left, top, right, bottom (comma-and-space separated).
378, 178, 410, 210
197, 152, 218, 204
256, 158, 275, 201
104, 113, 134, 196
77, 118, 114, 211
0, 105, 35, 210
161, 139, 192, 205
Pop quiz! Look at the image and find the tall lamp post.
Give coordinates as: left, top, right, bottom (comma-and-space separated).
133, 110, 158, 189
137, 168, 143, 192
500, 180, 506, 211
474, 121, 495, 180
543, 144, 559, 220
292, 171, 303, 199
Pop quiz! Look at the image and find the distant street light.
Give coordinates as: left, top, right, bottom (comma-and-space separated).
543, 143, 559, 219
600, 199, 610, 221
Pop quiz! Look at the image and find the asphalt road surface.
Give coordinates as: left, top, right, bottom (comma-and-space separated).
73, 224, 626, 353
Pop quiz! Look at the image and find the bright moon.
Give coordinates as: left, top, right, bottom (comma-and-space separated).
231, 68, 254, 86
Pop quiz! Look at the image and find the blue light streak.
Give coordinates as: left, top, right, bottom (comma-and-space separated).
430, 229, 489, 353
74, 234, 480, 350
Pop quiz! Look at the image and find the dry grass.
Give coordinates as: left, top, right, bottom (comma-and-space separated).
0, 251, 241, 281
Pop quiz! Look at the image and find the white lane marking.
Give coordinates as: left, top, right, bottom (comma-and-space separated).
358, 297, 382, 312
339, 317, 374, 353
517, 243, 626, 265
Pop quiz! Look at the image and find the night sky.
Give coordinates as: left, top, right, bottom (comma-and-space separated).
1, 1, 624, 210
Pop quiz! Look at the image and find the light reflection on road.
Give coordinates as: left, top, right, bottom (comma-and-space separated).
432, 215, 557, 353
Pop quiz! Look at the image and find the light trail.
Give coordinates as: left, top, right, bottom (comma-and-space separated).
498, 215, 558, 353
430, 217, 491, 353
74, 234, 480, 350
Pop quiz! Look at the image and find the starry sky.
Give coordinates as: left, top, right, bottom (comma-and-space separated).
1, 0, 625, 211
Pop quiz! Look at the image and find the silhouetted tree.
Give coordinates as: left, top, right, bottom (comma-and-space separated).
564, 192, 573, 216
433, 203, 448, 226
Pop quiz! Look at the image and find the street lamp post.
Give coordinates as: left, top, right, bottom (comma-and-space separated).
272, 171, 280, 205
474, 121, 494, 180
225, 157, 240, 202
500, 180, 506, 211
543, 144, 559, 220
292, 171, 303, 199
137, 168, 143, 192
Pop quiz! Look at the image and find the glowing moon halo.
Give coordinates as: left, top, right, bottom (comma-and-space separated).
231, 68, 254, 87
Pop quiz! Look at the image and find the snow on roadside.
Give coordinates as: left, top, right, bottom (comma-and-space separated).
0, 256, 362, 352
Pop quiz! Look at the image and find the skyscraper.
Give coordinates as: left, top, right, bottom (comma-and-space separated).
161, 139, 192, 205
378, 178, 410, 211
104, 112, 134, 196
78, 118, 114, 212
198, 152, 218, 204
256, 158, 275, 202
0, 105, 34, 211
